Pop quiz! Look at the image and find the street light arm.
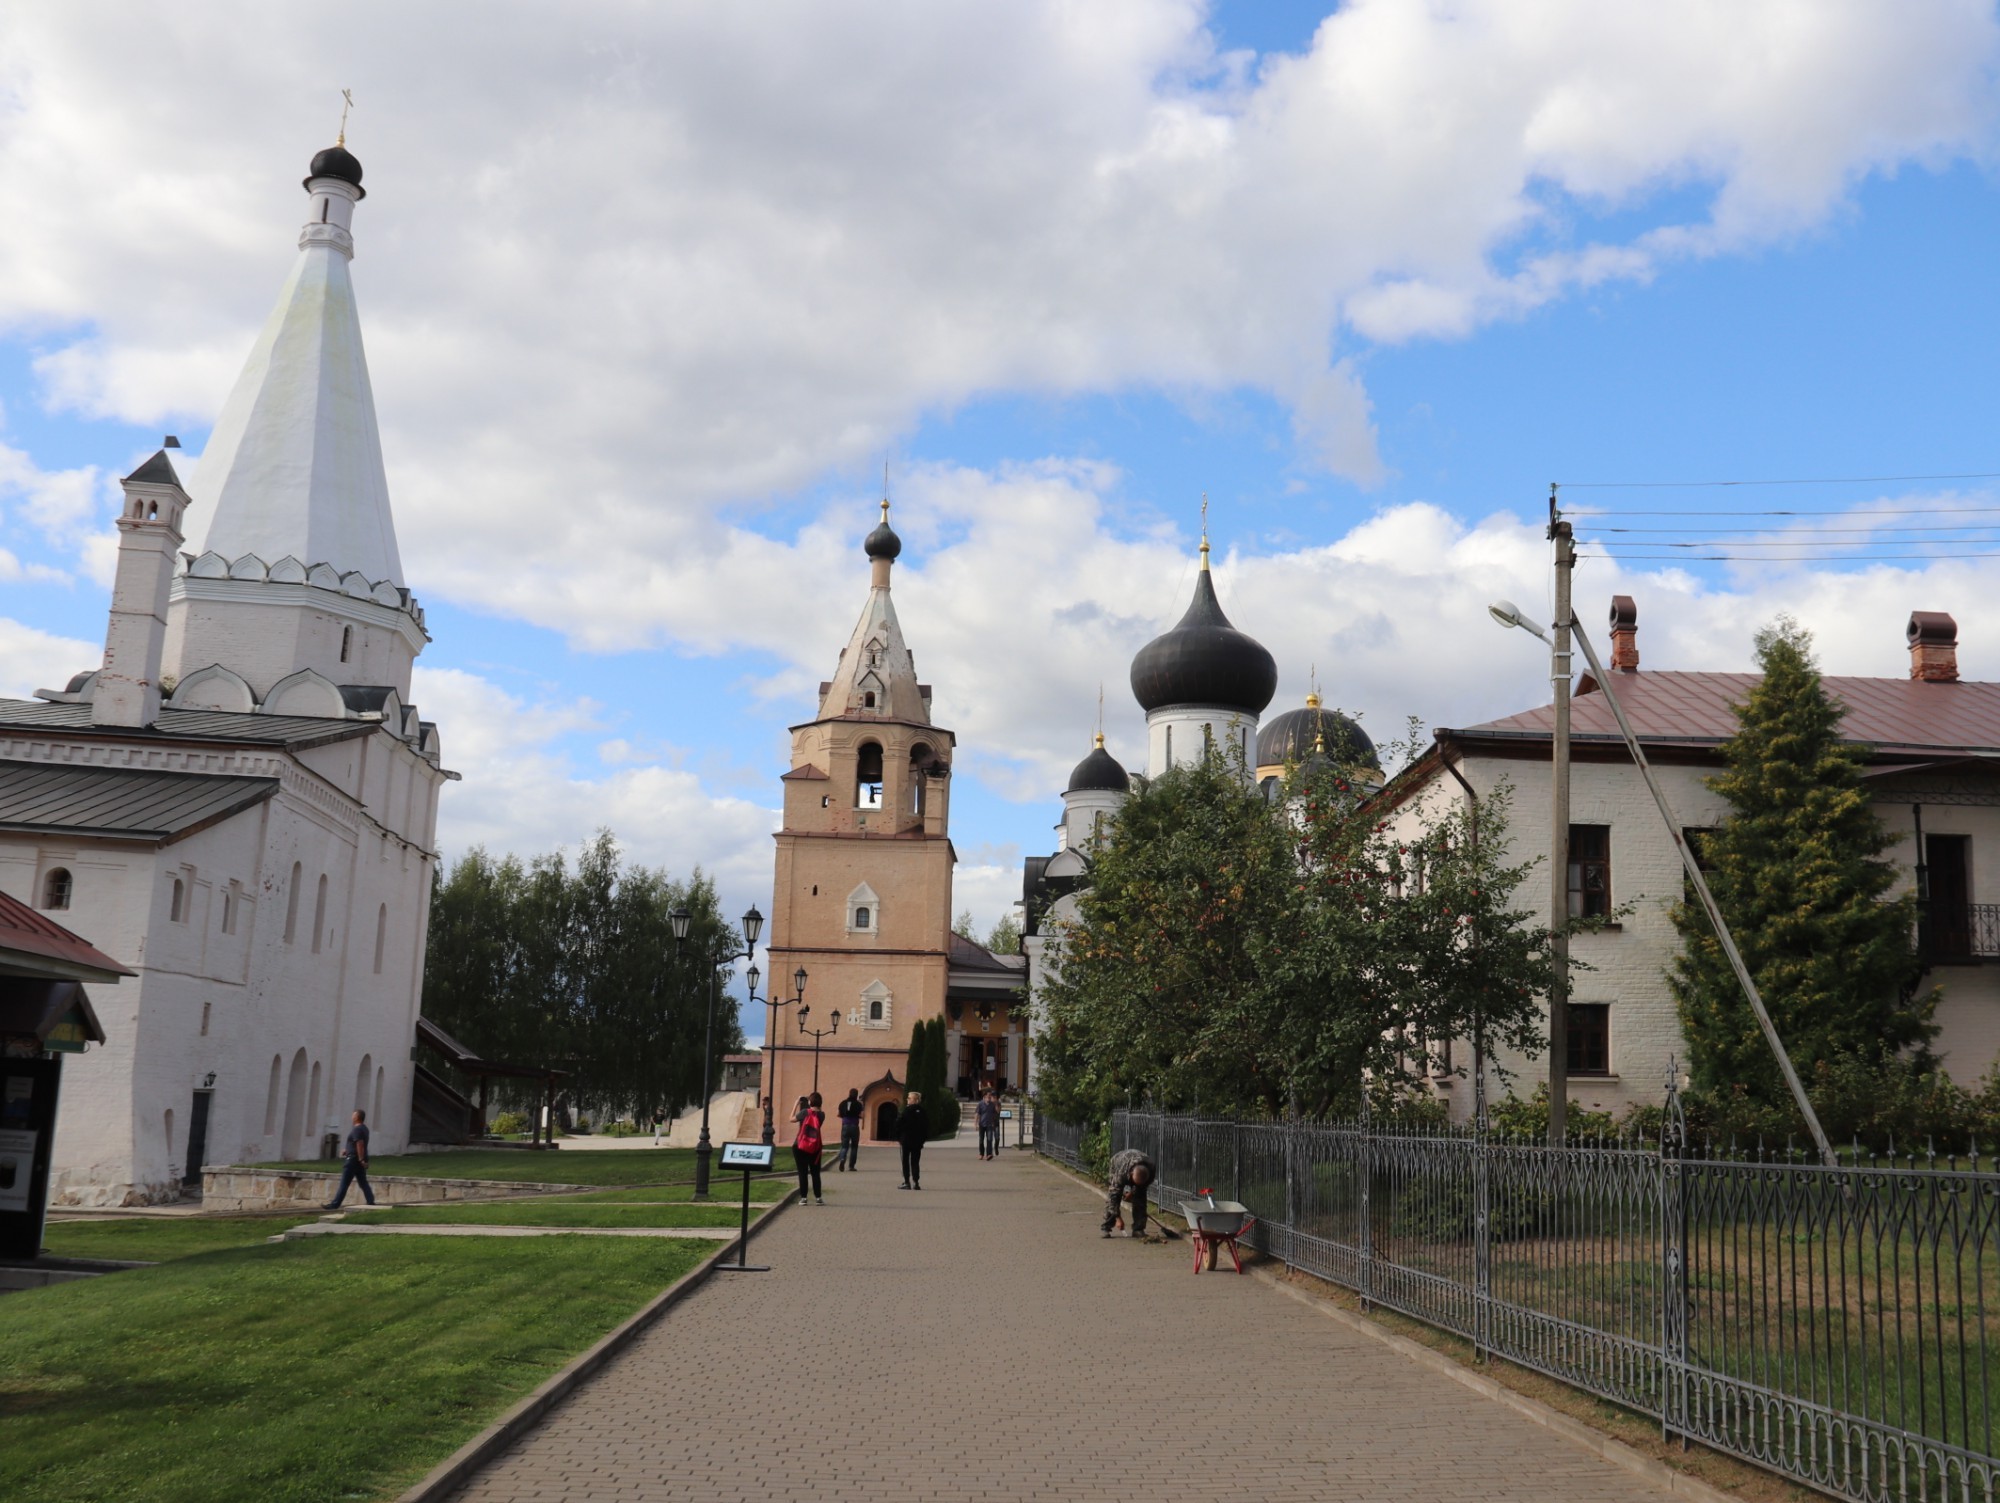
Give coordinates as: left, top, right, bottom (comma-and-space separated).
1568, 618, 1836, 1167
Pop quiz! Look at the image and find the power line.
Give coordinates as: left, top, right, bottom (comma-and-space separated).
1570, 504, 2000, 518
1583, 550, 2000, 563
1592, 521, 2000, 535
1558, 471, 2000, 491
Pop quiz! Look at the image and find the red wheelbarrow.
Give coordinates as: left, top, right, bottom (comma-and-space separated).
1181, 1191, 1254, 1274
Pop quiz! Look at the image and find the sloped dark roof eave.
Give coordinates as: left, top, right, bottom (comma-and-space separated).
0, 889, 133, 981
0, 761, 281, 845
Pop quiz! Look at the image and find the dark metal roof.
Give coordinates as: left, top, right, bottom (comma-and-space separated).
305, 143, 365, 197
123, 449, 181, 486
1257, 703, 1379, 771
0, 890, 132, 980
0, 980, 106, 1046
947, 930, 1025, 975
0, 698, 373, 750
1129, 566, 1277, 715
1460, 671, 2000, 757
0, 761, 278, 843
1066, 742, 1130, 794
415, 1015, 568, 1080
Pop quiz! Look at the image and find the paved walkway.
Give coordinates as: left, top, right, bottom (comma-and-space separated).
451, 1149, 1677, 1503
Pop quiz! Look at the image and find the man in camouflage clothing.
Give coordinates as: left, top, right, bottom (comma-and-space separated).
1102, 1147, 1156, 1237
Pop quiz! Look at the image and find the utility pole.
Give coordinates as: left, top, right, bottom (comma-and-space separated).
1549, 489, 1574, 1147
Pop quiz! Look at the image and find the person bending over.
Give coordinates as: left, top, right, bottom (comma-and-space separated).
1102, 1148, 1156, 1238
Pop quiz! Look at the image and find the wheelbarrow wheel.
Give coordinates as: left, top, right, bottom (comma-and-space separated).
1204, 1237, 1219, 1272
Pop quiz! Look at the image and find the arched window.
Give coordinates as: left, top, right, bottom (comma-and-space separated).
909, 743, 933, 816
339, 625, 352, 664
854, 906, 871, 929
869, 998, 884, 1021
263, 1054, 283, 1135
1163, 725, 1172, 767
41, 868, 72, 911
284, 862, 302, 942
373, 904, 388, 973
863, 691, 876, 708
221, 889, 234, 934
855, 741, 884, 809
170, 878, 184, 922
311, 873, 328, 954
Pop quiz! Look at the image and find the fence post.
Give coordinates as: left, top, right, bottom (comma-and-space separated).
1659, 1064, 1689, 1445
1284, 1111, 1298, 1270
1359, 1087, 1373, 1311
1233, 1120, 1242, 1205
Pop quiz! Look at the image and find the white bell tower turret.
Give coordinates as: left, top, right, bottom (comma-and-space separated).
95, 449, 191, 729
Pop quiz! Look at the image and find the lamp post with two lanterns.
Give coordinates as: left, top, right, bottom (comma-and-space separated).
668, 902, 763, 1201
742, 962, 808, 1145
797, 1000, 839, 1097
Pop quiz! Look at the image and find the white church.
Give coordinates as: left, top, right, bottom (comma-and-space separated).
0, 140, 451, 1204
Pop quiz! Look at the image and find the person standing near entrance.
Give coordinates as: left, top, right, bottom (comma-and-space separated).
834, 1088, 862, 1171
896, 1090, 928, 1190
322, 1109, 375, 1209
975, 1090, 1000, 1159
793, 1091, 826, 1205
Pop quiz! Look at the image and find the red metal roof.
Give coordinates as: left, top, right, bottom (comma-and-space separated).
0, 889, 133, 981
1460, 670, 2000, 757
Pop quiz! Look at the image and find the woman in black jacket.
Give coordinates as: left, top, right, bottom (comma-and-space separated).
895, 1090, 929, 1190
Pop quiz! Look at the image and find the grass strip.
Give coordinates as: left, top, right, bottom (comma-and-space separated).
0, 1233, 711, 1503
341, 1202, 756, 1229
251, 1147, 700, 1185
530, 1180, 789, 1205
39, 1216, 319, 1263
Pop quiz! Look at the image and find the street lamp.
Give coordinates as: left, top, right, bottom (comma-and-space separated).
670, 902, 764, 1199
797, 998, 839, 1097
743, 961, 808, 1145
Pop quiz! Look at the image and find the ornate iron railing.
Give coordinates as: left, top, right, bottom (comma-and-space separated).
1036, 1099, 2000, 1503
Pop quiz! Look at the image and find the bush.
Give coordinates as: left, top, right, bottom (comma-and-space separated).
1079, 1123, 1111, 1180
1488, 1084, 1616, 1141
599, 1120, 641, 1138
488, 1111, 529, 1137
571, 1118, 591, 1134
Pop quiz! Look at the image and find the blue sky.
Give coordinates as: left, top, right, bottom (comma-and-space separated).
4, 3, 1999, 1039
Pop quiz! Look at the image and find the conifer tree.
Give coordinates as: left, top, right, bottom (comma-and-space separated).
1669, 618, 1934, 1100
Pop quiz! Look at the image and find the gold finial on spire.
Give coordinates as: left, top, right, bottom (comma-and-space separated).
1199, 492, 1210, 570
1314, 726, 1328, 756
881, 461, 890, 523
1094, 684, 1105, 748
1306, 663, 1320, 709
337, 88, 354, 147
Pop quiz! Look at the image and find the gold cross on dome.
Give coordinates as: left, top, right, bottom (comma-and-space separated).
337, 89, 354, 146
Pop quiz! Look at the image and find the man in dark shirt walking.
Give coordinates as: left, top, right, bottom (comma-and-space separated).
323, 1109, 375, 1208
896, 1090, 929, 1190
834, 1088, 862, 1171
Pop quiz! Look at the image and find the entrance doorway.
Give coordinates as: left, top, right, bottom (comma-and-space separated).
183, 1089, 212, 1189
873, 1100, 899, 1141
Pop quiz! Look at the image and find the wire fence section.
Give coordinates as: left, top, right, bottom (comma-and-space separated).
1049, 1106, 2000, 1503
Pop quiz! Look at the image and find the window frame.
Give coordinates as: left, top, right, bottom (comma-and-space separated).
1567, 823, 1612, 920
1566, 1001, 1612, 1076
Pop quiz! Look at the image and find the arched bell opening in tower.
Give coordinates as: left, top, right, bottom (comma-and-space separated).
855, 741, 884, 809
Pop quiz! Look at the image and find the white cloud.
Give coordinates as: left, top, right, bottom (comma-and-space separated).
0, 0, 1988, 618
0, 617, 98, 700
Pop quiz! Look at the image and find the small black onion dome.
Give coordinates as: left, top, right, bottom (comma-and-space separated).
1256, 699, 1379, 772
304, 144, 365, 198
1129, 567, 1277, 715
864, 499, 901, 561
1066, 737, 1129, 795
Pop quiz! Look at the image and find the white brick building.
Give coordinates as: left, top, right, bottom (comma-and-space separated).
1381, 598, 2000, 1121
0, 140, 452, 1204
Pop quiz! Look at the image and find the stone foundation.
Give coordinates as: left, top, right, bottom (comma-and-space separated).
201, 1166, 591, 1211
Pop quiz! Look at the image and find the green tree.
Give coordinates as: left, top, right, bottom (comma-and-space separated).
423, 831, 746, 1124
984, 912, 1022, 954
1669, 618, 1934, 1101
952, 910, 977, 941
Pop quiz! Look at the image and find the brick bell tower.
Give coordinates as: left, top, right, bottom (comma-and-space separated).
766, 499, 955, 1142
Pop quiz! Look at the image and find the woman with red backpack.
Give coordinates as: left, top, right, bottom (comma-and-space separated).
793, 1090, 826, 1205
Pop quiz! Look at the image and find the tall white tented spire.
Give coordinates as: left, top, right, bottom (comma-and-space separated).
817, 499, 929, 724
186, 143, 403, 586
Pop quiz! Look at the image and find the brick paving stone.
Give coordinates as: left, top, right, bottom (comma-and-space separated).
450, 1149, 1679, 1503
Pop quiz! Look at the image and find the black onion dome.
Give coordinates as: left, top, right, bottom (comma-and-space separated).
1065, 740, 1129, 795
304, 144, 365, 198
1256, 701, 1379, 772
1129, 568, 1277, 714
864, 518, 901, 561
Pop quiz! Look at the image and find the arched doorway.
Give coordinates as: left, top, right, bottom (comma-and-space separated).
874, 1100, 899, 1141
280, 1049, 309, 1160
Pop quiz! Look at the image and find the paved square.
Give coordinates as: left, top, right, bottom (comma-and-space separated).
450, 1146, 1678, 1502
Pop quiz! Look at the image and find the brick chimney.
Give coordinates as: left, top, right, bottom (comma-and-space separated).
1908, 611, 1959, 683
96, 448, 190, 728
1609, 595, 1639, 671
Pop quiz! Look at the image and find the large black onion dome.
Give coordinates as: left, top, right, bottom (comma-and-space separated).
1256, 698, 1379, 771
1066, 737, 1129, 795
304, 144, 365, 198
1129, 568, 1277, 715
864, 500, 901, 561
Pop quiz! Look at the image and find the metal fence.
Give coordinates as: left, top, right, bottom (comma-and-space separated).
1036, 1096, 2000, 1503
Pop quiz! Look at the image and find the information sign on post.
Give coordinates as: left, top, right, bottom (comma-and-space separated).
718, 1141, 774, 1272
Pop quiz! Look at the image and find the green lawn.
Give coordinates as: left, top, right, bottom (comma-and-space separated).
0, 1234, 713, 1503
252, 1147, 702, 1185
39, 1216, 319, 1263
341, 1202, 756, 1229
533, 1180, 789, 1205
